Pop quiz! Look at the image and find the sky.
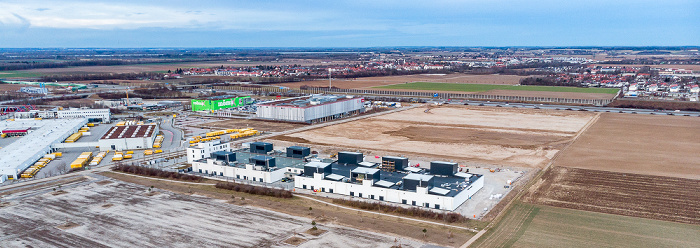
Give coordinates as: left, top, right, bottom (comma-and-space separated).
0, 0, 698, 48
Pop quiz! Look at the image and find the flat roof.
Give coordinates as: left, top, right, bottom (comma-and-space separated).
429, 187, 451, 196
101, 125, 156, 140
325, 174, 345, 181
257, 95, 362, 109
0, 119, 87, 176
306, 161, 331, 168
455, 172, 472, 178
405, 167, 422, 173
197, 149, 307, 170
358, 162, 375, 167
374, 180, 396, 188
403, 173, 434, 181
351, 167, 379, 175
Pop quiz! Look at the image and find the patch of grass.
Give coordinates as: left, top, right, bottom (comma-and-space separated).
473, 202, 700, 248
374, 82, 620, 94
0, 71, 46, 78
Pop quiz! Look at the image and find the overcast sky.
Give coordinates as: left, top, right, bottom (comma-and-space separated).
0, 0, 697, 47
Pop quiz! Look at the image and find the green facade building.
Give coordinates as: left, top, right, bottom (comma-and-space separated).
191, 96, 252, 111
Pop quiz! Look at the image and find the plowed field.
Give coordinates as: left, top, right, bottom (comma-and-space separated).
523, 167, 700, 225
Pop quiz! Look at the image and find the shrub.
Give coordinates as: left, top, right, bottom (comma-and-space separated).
111, 164, 203, 182
214, 182, 293, 199
330, 198, 468, 223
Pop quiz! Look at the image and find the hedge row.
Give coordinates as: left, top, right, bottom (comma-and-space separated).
215, 182, 293, 198
112, 164, 203, 182
331, 198, 467, 223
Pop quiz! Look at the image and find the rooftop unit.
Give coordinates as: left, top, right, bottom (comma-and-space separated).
286, 146, 311, 158
403, 173, 435, 191
430, 161, 458, 176
382, 156, 408, 172
250, 142, 273, 154
338, 151, 362, 165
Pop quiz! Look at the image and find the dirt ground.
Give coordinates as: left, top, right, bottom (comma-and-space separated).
102, 173, 474, 247
275, 73, 527, 89
522, 167, 700, 225
272, 105, 595, 168
553, 113, 700, 179
0, 175, 435, 248
198, 118, 307, 133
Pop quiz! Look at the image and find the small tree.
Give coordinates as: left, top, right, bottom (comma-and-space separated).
311, 220, 317, 230
422, 228, 427, 238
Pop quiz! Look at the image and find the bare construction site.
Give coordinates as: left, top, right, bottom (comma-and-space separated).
273, 105, 596, 168
0, 175, 431, 248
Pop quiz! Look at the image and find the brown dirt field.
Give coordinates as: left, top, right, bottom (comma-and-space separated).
103, 172, 475, 247
554, 113, 700, 180
197, 118, 307, 132
523, 167, 700, 225
273, 105, 595, 168
46, 98, 98, 106
274, 73, 526, 89
0, 84, 26, 91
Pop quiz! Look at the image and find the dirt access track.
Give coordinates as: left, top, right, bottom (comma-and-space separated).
273, 105, 596, 168
523, 166, 700, 225
554, 113, 700, 180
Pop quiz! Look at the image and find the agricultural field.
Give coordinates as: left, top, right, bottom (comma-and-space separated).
275, 73, 527, 89
523, 167, 700, 225
472, 202, 700, 248
374, 82, 620, 94
0, 71, 47, 78
272, 105, 596, 168
554, 113, 700, 179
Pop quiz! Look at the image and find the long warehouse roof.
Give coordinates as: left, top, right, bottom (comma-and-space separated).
101, 125, 155, 140
0, 118, 87, 176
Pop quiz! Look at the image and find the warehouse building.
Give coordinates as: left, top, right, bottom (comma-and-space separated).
14, 108, 111, 123
98, 124, 158, 151
191, 144, 313, 183
191, 96, 253, 112
0, 118, 87, 182
255, 95, 364, 123
294, 152, 484, 211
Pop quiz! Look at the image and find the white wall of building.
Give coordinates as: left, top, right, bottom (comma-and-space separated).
186, 141, 231, 163
294, 173, 484, 211
256, 97, 363, 123
57, 109, 111, 123
191, 159, 287, 183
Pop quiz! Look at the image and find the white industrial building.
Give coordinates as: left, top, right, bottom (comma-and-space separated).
187, 140, 232, 163
0, 118, 87, 182
97, 124, 157, 151
256, 95, 364, 123
191, 143, 308, 183
294, 154, 484, 211
14, 108, 111, 123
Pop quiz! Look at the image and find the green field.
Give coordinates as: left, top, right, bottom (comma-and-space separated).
472, 203, 700, 248
374, 82, 620, 94
0, 71, 46, 78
